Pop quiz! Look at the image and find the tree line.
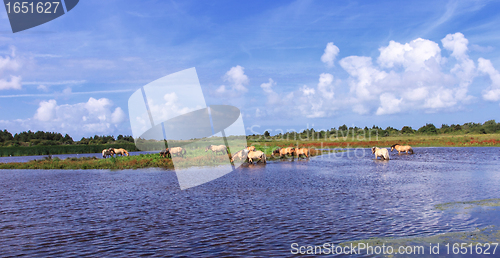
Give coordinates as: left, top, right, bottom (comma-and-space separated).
0, 130, 134, 147
248, 119, 500, 141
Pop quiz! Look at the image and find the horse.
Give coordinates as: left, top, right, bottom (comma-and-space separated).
102, 149, 113, 158
230, 149, 249, 163
205, 145, 227, 155
372, 147, 390, 160
247, 146, 256, 151
271, 148, 282, 157
159, 148, 171, 158
295, 148, 310, 159
109, 148, 129, 156
271, 147, 295, 158
170, 147, 186, 158
391, 144, 414, 154
247, 150, 266, 164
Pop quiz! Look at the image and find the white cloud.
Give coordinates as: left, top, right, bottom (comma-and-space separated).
37, 85, 48, 91
223, 65, 249, 92
260, 78, 280, 105
478, 57, 500, 101
339, 56, 387, 101
377, 38, 441, 71
0, 46, 22, 90
34, 99, 57, 121
111, 107, 126, 124
321, 42, 340, 67
300, 85, 315, 96
146, 92, 197, 122
0, 75, 22, 90
376, 93, 402, 115
4, 97, 128, 138
441, 32, 469, 60
329, 33, 482, 115
216, 85, 226, 93
317, 73, 334, 99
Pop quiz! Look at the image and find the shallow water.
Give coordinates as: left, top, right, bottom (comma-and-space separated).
1, 147, 500, 257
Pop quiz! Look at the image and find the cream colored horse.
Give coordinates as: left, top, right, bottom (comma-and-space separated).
372, 147, 390, 160
109, 148, 129, 156
391, 144, 414, 154
247, 150, 266, 164
205, 144, 227, 155
247, 146, 256, 151
170, 147, 186, 157
102, 149, 113, 158
295, 148, 310, 159
230, 149, 249, 163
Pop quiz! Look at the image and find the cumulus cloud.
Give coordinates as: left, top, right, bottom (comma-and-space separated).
336, 33, 481, 115
0, 46, 22, 90
317, 73, 334, 99
321, 42, 340, 67
300, 85, 315, 96
223, 65, 249, 92
376, 93, 402, 115
377, 38, 441, 71
478, 57, 500, 101
146, 92, 197, 122
4, 97, 127, 139
0, 75, 22, 90
340, 56, 388, 101
260, 78, 280, 105
442, 32, 469, 59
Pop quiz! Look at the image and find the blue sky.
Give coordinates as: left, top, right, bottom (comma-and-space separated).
0, 0, 500, 139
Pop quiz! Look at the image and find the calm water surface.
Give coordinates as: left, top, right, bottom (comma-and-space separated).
1, 147, 500, 257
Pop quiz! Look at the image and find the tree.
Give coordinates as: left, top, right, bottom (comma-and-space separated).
418, 123, 438, 134
401, 126, 415, 134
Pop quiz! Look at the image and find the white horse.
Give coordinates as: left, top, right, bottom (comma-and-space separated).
371, 147, 390, 160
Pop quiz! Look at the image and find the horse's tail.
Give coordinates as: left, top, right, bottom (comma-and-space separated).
263, 153, 267, 163
410, 148, 414, 154
182, 148, 186, 155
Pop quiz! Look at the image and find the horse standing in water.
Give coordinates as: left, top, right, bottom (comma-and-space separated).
372, 147, 390, 160
247, 150, 266, 164
295, 148, 310, 159
391, 144, 414, 154
230, 149, 249, 163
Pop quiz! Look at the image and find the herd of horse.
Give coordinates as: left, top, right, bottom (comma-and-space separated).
100, 143, 414, 163
372, 144, 414, 160
154, 145, 311, 164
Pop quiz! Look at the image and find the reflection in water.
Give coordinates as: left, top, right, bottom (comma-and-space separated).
1, 147, 500, 257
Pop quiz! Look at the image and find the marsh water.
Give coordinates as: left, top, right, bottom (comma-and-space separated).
1, 147, 500, 257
